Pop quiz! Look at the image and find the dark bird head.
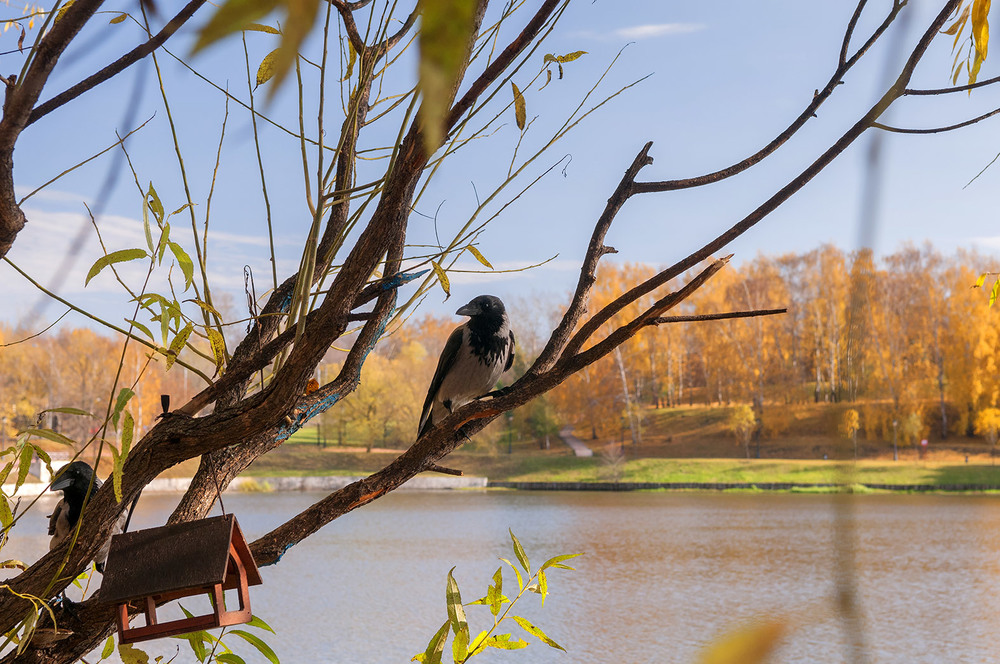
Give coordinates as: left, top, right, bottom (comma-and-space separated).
50, 461, 97, 494
456, 295, 507, 325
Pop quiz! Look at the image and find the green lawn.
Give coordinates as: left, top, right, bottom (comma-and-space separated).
247, 445, 1000, 488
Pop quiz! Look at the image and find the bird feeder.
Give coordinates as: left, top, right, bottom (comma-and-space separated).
100, 514, 262, 644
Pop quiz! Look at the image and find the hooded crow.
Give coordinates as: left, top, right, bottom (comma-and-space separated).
418, 294, 516, 437
48, 461, 125, 573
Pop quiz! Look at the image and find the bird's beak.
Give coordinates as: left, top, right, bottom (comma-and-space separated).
50, 475, 73, 491
456, 301, 479, 317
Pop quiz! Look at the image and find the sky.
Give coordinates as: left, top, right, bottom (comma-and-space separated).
2, 0, 999, 337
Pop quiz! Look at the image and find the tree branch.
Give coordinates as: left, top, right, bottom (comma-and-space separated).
652, 308, 788, 325
26, 0, 208, 127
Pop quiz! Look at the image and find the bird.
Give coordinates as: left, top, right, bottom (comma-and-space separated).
418, 294, 516, 437
48, 461, 125, 573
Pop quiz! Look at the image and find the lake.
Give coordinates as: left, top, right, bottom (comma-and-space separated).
7, 490, 1000, 663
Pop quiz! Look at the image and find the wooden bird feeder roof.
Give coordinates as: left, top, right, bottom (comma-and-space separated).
101, 514, 262, 644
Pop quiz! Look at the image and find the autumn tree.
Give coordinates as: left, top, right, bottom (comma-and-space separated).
0, 2, 985, 662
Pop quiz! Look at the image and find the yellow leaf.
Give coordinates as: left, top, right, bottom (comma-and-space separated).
431, 260, 451, 298
110, 12, 127, 24
698, 620, 786, 664
257, 48, 280, 86
973, 0, 991, 60
466, 245, 493, 269
245, 22, 280, 34
207, 327, 227, 375
54, 0, 75, 24
418, 0, 479, 154
511, 82, 526, 130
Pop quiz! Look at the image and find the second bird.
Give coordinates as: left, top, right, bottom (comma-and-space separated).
48, 460, 126, 573
418, 295, 515, 437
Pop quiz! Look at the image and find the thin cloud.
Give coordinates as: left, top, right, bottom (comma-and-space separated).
615, 23, 705, 40
573, 23, 706, 41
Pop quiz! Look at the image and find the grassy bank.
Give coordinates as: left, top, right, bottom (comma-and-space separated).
242, 402, 1000, 489
246, 445, 1000, 488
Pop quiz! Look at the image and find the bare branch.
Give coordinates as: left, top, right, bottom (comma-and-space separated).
904, 72, 1000, 95
872, 105, 1000, 133
631, 0, 906, 196
652, 308, 788, 325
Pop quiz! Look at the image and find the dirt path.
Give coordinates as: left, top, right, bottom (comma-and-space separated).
558, 427, 593, 457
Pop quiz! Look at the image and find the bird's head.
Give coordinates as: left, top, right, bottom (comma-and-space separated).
456, 295, 507, 324
50, 461, 96, 493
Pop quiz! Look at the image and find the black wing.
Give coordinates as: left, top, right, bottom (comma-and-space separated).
419, 326, 465, 436
48, 499, 67, 537
504, 329, 516, 372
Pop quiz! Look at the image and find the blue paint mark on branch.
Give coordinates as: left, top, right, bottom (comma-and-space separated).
273, 291, 398, 443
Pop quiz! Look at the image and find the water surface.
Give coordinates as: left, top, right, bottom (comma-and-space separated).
8, 490, 1000, 663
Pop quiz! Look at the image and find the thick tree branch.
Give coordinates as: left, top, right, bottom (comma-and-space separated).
0, 0, 105, 261
26, 0, 208, 127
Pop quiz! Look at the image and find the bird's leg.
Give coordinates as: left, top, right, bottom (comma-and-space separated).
483, 386, 512, 400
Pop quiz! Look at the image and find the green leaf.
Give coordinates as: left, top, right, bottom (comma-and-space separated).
247, 614, 277, 634
126, 319, 155, 341
499, 557, 523, 590
413, 620, 449, 664
142, 201, 154, 254
101, 634, 115, 659
512, 615, 564, 651
511, 81, 526, 130
484, 634, 529, 651
85, 248, 148, 286
256, 47, 280, 86
467, 629, 490, 657
541, 552, 582, 570
112, 388, 135, 430
215, 654, 247, 664
166, 323, 194, 370
186, 298, 223, 318
509, 529, 529, 573
445, 568, 469, 644
40, 407, 94, 418
110, 12, 128, 24
168, 241, 195, 291
228, 629, 280, 664
537, 568, 548, 605
147, 182, 165, 223
118, 643, 151, 664
431, 260, 450, 299
0, 496, 13, 529
193, 0, 281, 53
417, 0, 479, 154
245, 22, 280, 34
24, 428, 75, 447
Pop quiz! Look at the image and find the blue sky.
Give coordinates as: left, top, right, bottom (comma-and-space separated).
2, 0, 999, 334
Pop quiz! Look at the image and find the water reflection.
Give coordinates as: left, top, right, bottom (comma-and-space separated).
5, 491, 1000, 663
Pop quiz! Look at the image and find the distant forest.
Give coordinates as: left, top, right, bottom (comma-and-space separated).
2, 244, 998, 452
